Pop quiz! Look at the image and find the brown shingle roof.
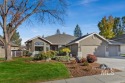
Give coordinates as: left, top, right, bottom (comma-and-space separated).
45, 34, 77, 45
112, 34, 125, 43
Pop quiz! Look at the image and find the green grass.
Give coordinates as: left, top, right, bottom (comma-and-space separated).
0, 57, 70, 83
120, 54, 125, 57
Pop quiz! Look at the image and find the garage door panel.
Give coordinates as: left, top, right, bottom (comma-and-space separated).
81, 46, 105, 57
108, 45, 119, 56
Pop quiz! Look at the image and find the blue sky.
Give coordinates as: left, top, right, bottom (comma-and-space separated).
0, 0, 125, 45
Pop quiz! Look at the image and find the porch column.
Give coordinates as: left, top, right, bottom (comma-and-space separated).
44, 43, 46, 52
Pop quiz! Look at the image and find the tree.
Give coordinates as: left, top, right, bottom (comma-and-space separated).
98, 16, 115, 39
0, 0, 67, 60
56, 29, 61, 34
113, 17, 125, 37
11, 30, 22, 46
74, 24, 82, 37
42, 35, 44, 38
121, 16, 125, 32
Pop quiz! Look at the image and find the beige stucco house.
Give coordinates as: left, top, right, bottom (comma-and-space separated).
67, 33, 122, 57
25, 33, 124, 57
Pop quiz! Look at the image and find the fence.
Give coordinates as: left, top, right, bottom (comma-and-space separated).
11, 50, 23, 57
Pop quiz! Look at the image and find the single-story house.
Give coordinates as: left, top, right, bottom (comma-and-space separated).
25, 33, 77, 55
0, 37, 20, 58
67, 33, 122, 57
111, 34, 125, 54
25, 33, 125, 57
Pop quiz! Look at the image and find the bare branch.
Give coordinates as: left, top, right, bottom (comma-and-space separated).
10, 1, 43, 38
0, 21, 3, 28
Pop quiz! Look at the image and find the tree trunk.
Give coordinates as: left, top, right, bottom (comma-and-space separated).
5, 42, 12, 61
4, 32, 12, 61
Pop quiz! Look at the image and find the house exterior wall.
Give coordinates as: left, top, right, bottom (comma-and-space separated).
120, 45, 125, 54
11, 46, 19, 50
69, 44, 78, 56
32, 38, 50, 52
0, 46, 5, 58
26, 38, 51, 56
78, 34, 108, 57
78, 34, 108, 46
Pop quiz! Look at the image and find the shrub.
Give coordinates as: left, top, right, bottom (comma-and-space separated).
55, 56, 70, 62
83, 62, 89, 66
33, 50, 57, 61
33, 54, 42, 60
87, 54, 97, 63
79, 58, 87, 63
41, 50, 57, 59
121, 54, 125, 57
23, 50, 32, 57
59, 47, 71, 56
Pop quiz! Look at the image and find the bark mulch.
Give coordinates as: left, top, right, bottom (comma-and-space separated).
63, 62, 121, 77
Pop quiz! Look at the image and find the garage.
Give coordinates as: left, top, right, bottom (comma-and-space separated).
81, 45, 106, 57
68, 33, 122, 58
108, 45, 120, 56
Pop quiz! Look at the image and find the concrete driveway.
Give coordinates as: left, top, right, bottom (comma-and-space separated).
97, 57, 125, 71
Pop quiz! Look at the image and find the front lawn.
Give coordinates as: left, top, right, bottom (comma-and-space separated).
0, 57, 70, 83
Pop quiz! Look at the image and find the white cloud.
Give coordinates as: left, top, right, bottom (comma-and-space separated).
81, 0, 99, 5
31, 28, 38, 33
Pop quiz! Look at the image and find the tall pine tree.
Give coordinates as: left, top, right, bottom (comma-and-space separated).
74, 24, 82, 37
11, 30, 22, 46
56, 29, 61, 34
113, 17, 125, 37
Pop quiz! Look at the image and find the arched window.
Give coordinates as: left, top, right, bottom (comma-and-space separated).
35, 42, 44, 46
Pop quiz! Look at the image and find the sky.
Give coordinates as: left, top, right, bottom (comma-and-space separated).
0, 0, 125, 45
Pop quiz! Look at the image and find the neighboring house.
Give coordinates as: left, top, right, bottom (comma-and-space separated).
112, 34, 125, 54
25, 33, 77, 56
0, 37, 20, 58
67, 33, 122, 57
0, 38, 5, 57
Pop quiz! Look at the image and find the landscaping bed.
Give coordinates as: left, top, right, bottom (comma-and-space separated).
63, 62, 121, 77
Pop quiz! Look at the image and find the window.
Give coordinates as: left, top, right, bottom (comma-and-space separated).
35, 47, 44, 51
35, 42, 44, 46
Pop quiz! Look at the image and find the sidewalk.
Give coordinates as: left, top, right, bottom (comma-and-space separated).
40, 72, 125, 83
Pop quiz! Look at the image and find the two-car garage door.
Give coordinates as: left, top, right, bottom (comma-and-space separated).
81, 45, 120, 57
81, 45, 105, 57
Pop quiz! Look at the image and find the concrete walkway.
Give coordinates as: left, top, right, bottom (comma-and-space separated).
40, 72, 125, 83
97, 57, 125, 71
